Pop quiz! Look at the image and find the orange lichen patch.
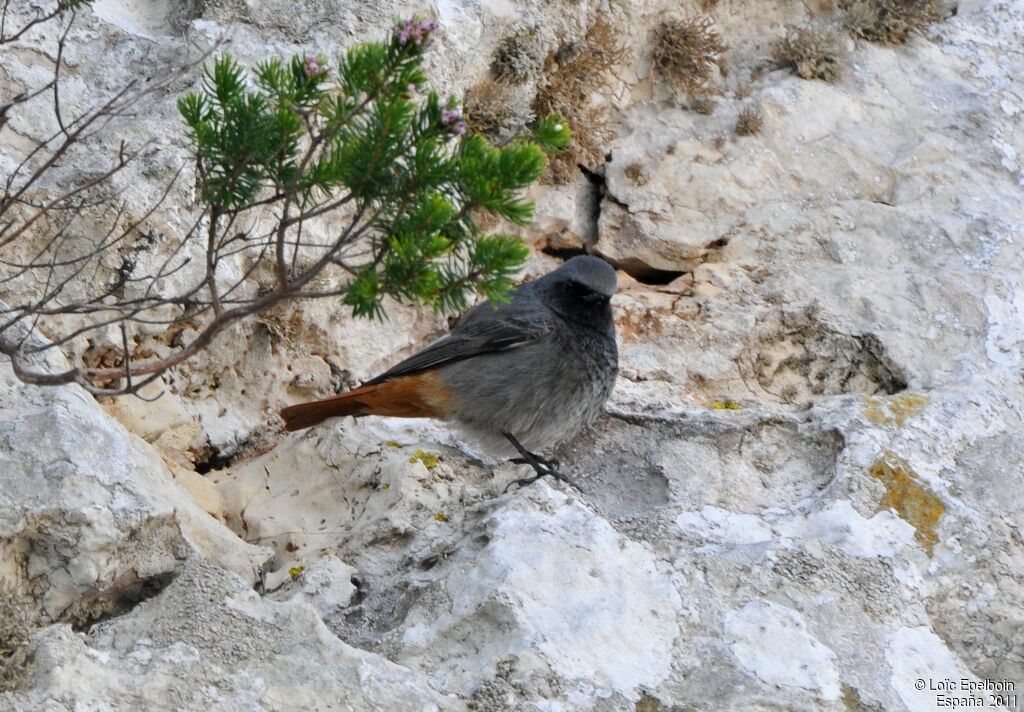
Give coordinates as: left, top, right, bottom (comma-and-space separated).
869, 453, 944, 553
861, 393, 928, 427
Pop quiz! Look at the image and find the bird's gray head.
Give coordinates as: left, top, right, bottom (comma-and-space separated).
553, 255, 618, 297
537, 255, 618, 327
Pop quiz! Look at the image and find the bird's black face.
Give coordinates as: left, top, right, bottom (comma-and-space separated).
547, 277, 614, 329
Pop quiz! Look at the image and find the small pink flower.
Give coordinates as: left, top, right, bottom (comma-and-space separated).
441, 109, 466, 136
395, 19, 415, 44
395, 18, 437, 47
303, 56, 326, 78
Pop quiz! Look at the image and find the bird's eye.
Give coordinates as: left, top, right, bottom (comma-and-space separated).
564, 281, 590, 296
563, 280, 607, 303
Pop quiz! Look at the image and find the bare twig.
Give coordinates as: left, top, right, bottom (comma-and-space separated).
0, 12, 503, 398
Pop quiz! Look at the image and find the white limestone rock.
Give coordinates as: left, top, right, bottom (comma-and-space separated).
397, 485, 681, 701
0, 360, 268, 624
1, 0, 1023, 709
1, 562, 456, 711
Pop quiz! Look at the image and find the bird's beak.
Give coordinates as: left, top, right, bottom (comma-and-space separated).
583, 293, 610, 303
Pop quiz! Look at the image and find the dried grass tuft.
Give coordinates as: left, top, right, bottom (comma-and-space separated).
652, 16, 726, 96
464, 80, 523, 140
840, 0, 942, 44
772, 25, 845, 82
491, 29, 545, 83
532, 16, 627, 183
735, 106, 764, 136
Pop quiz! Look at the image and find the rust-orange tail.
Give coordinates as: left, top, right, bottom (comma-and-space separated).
279, 373, 451, 432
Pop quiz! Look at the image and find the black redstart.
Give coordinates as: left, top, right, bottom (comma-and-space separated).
279, 255, 619, 488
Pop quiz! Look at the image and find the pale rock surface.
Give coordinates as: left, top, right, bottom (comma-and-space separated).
265, 554, 358, 616
2, 562, 456, 711
213, 421, 681, 708
725, 599, 842, 702
0, 358, 267, 623
397, 485, 681, 697
1, 0, 1023, 709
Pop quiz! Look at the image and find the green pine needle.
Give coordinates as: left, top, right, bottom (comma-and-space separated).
179, 25, 568, 319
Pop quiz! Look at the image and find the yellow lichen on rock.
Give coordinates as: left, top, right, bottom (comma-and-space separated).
861, 393, 929, 427
862, 401, 889, 426
409, 450, 440, 470
887, 393, 929, 426
869, 453, 944, 553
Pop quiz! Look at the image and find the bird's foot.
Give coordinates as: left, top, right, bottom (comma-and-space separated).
510, 455, 560, 470
503, 432, 580, 493
504, 466, 580, 493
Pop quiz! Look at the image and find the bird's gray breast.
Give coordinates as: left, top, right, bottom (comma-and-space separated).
438, 321, 617, 453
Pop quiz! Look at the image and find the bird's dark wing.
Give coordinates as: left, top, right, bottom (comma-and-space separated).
366, 289, 554, 385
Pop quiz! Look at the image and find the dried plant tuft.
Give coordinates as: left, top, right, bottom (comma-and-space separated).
735, 106, 764, 136
532, 16, 627, 182
691, 95, 717, 115
840, 0, 942, 44
772, 25, 845, 82
0, 579, 34, 693
652, 16, 726, 96
464, 80, 525, 140
491, 29, 545, 83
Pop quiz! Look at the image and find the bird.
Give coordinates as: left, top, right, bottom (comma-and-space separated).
279, 255, 619, 490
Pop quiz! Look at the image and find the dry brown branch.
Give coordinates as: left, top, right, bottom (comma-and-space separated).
0, 2, 224, 394
1, 10, 542, 397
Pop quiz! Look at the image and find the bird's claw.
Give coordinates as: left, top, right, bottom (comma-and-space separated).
509, 455, 561, 470
504, 474, 541, 493
502, 431, 580, 493
504, 462, 580, 493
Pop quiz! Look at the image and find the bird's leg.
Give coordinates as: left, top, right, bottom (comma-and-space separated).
510, 454, 561, 469
503, 432, 579, 492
